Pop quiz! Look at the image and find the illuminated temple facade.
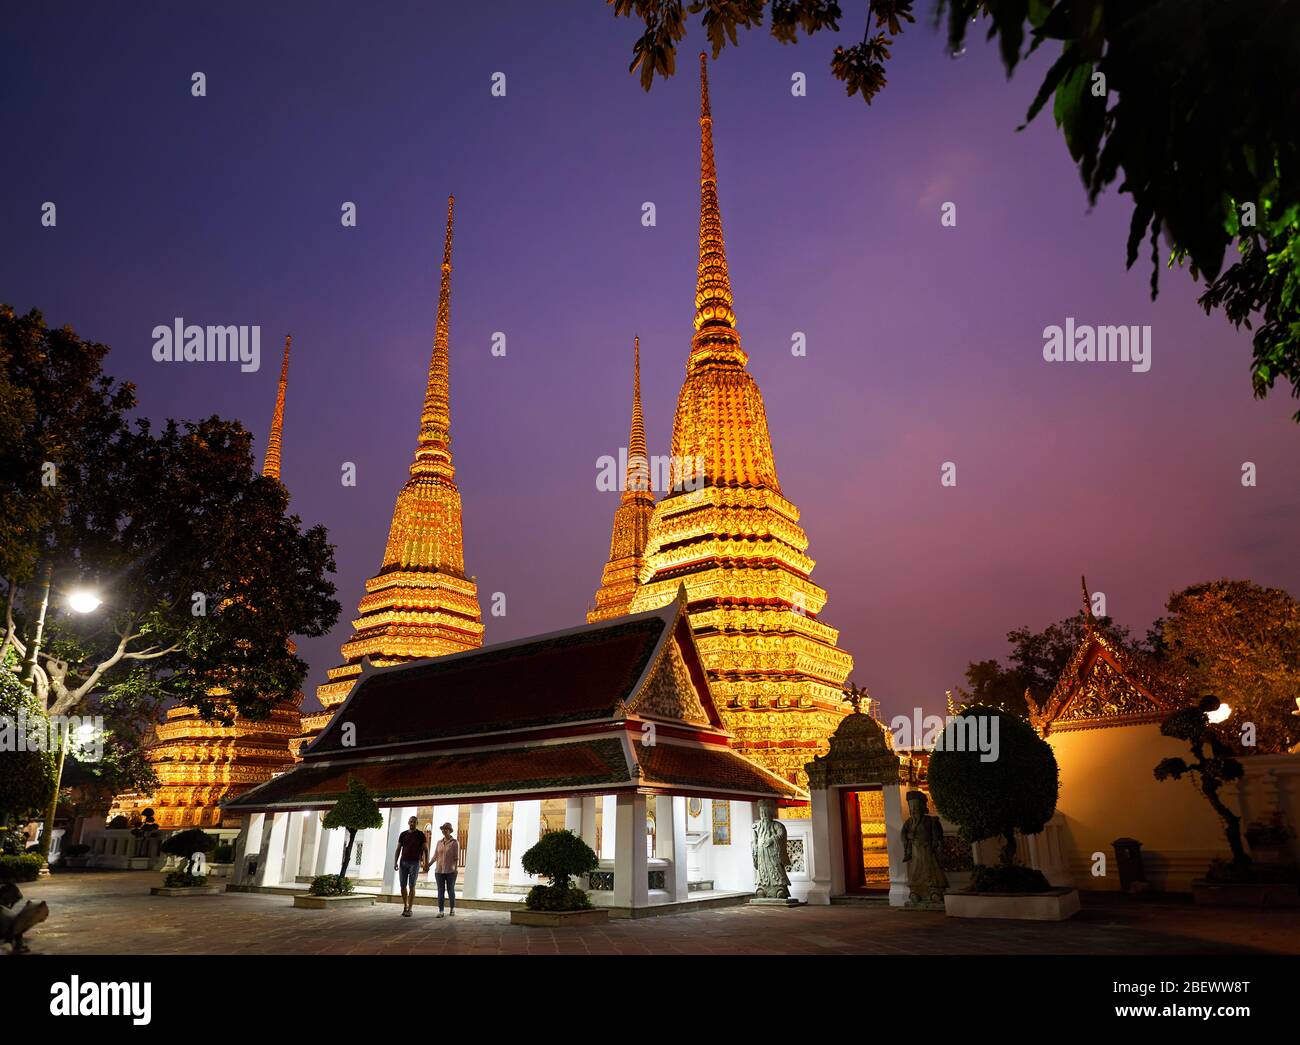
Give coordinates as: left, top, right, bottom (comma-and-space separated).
110, 336, 303, 829
626, 55, 855, 789
296, 195, 484, 754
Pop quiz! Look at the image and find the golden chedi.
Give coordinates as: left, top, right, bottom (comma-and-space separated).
629, 55, 854, 789
589, 336, 655, 621
298, 196, 483, 752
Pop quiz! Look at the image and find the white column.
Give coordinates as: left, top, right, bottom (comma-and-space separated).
565, 797, 583, 834
254, 812, 289, 887
462, 802, 498, 899
508, 799, 542, 885
600, 795, 616, 859
231, 815, 257, 885
316, 824, 343, 877
884, 784, 910, 907
655, 796, 688, 901
383, 806, 417, 896
299, 813, 321, 882
282, 811, 306, 882
580, 797, 598, 852
807, 787, 836, 904
613, 792, 649, 909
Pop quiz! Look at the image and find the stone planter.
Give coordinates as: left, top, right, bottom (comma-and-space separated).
944, 887, 1080, 921
292, 894, 376, 909
511, 908, 609, 927
150, 885, 225, 896
1191, 880, 1300, 908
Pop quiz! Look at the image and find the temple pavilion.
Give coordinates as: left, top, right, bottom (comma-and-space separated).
225, 592, 805, 913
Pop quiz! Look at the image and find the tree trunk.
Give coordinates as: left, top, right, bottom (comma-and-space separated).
1201, 779, 1249, 866
1000, 829, 1017, 866
37, 728, 68, 864
339, 828, 355, 880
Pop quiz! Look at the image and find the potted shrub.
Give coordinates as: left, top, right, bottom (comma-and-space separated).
152, 828, 222, 895
511, 829, 606, 926
1158, 696, 1300, 906
293, 779, 381, 909
1245, 813, 1296, 865
929, 706, 1078, 920
60, 843, 91, 869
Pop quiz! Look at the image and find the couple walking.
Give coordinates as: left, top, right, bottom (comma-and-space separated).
394, 816, 459, 918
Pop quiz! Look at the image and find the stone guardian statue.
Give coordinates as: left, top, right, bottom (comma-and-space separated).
900, 789, 948, 907
751, 798, 792, 899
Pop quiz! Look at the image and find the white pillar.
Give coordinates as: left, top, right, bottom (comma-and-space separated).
613, 792, 649, 909
580, 797, 598, 853
299, 813, 321, 882
508, 799, 542, 885
600, 795, 616, 859
231, 815, 257, 885
254, 812, 289, 887
807, 787, 836, 904
565, 797, 583, 834
282, 811, 306, 882
316, 824, 343, 878
462, 802, 498, 899
883, 784, 910, 907
655, 796, 688, 901
382, 806, 417, 896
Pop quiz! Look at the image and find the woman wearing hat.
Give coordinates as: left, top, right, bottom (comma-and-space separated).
432, 822, 459, 918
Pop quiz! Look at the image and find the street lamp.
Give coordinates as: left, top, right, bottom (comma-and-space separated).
18, 565, 102, 685
66, 589, 102, 615
1206, 703, 1232, 725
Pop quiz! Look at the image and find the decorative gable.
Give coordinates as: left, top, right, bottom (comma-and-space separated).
627, 636, 712, 726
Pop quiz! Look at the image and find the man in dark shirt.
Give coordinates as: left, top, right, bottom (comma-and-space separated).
394, 816, 429, 917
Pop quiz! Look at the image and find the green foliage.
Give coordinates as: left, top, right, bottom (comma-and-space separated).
521, 829, 600, 891
940, 0, 1300, 418
162, 869, 208, 888
525, 883, 594, 911
0, 854, 42, 882
307, 873, 354, 897
212, 843, 235, 864
161, 828, 217, 874
1152, 580, 1300, 753
322, 779, 384, 879
929, 706, 1059, 865
107, 815, 129, 829
0, 668, 56, 822
969, 863, 1052, 894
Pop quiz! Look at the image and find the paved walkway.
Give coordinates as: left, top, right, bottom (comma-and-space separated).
16, 872, 1300, 955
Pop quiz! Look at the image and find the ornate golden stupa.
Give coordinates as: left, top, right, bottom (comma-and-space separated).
297, 195, 483, 753
628, 55, 854, 788
588, 336, 654, 622
109, 336, 303, 829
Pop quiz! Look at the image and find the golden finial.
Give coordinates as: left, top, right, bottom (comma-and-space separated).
842, 681, 872, 715
1081, 574, 1095, 626
261, 334, 292, 480
414, 194, 456, 480
625, 335, 650, 496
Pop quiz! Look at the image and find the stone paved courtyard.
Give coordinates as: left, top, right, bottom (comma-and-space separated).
15, 872, 1300, 955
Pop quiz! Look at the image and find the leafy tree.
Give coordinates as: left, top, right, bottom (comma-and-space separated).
929, 706, 1059, 865
160, 827, 217, 875
321, 778, 384, 881
608, 3, 1300, 418
522, 829, 600, 911
956, 611, 1134, 718
1154, 696, 1249, 866
1149, 580, 1300, 754
0, 668, 56, 827
0, 308, 340, 858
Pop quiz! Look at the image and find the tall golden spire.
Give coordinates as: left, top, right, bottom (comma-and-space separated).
261, 334, 292, 480
692, 52, 745, 370
630, 55, 853, 791
589, 336, 654, 622
299, 195, 483, 750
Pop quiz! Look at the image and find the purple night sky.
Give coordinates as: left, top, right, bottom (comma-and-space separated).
3, 2, 1297, 723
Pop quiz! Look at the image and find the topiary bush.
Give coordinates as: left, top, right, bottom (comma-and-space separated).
108, 815, 129, 829
62, 844, 91, 858
308, 873, 354, 897
161, 828, 217, 875
929, 706, 1059, 878
321, 778, 383, 881
211, 843, 235, 864
0, 854, 43, 882
521, 829, 599, 911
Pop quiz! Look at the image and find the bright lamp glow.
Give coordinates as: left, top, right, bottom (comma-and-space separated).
66, 589, 102, 614
1206, 703, 1231, 724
